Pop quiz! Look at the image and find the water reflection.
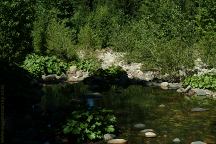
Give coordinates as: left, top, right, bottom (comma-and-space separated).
42, 83, 216, 144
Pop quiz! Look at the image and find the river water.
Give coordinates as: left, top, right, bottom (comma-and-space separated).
42, 83, 216, 144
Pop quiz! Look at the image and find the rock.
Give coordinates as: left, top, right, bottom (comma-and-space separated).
68, 65, 77, 74
152, 82, 161, 87
144, 132, 157, 138
177, 88, 185, 93
86, 92, 103, 98
56, 73, 67, 81
177, 85, 191, 93
191, 107, 208, 112
168, 83, 182, 89
187, 89, 196, 96
142, 71, 156, 81
193, 89, 207, 96
191, 141, 207, 144
140, 129, 154, 133
173, 138, 181, 143
184, 85, 192, 92
134, 123, 146, 129
42, 74, 57, 82
139, 129, 157, 138
107, 139, 127, 144
104, 134, 116, 141
75, 70, 83, 78
160, 82, 169, 90
158, 104, 165, 108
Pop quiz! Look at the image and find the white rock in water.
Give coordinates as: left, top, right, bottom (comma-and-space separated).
134, 123, 146, 129
158, 104, 165, 108
160, 82, 169, 90
191, 107, 208, 112
140, 129, 154, 133
173, 138, 181, 143
144, 132, 157, 138
191, 141, 207, 144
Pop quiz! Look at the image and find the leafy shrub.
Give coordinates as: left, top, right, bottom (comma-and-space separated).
102, 65, 126, 78
76, 58, 101, 74
183, 74, 216, 90
22, 54, 69, 77
63, 109, 117, 143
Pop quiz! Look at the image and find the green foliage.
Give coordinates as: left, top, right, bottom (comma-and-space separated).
63, 109, 117, 143
22, 54, 69, 77
183, 74, 216, 90
78, 5, 120, 49
32, 3, 77, 61
1, 0, 216, 75
0, 0, 35, 62
96, 65, 126, 78
76, 58, 101, 74
112, 18, 195, 73
46, 17, 77, 60
195, 33, 216, 67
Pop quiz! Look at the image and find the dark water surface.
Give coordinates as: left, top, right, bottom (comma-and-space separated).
42, 83, 216, 144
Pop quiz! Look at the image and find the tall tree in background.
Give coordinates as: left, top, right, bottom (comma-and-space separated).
0, 0, 35, 63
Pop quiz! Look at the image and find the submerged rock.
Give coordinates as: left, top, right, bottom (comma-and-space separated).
134, 123, 146, 129
107, 139, 127, 144
191, 141, 207, 144
158, 104, 165, 108
140, 129, 154, 133
139, 129, 157, 138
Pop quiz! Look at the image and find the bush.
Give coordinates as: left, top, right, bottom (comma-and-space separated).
94, 66, 126, 78
76, 58, 101, 74
63, 109, 117, 143
183, 74, 216, 90
22, 54, 69, 78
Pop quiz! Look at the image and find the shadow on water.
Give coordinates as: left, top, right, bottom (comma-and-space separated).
0, 60, 42, 144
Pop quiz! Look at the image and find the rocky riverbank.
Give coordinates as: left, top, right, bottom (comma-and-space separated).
41, 49, 216, 100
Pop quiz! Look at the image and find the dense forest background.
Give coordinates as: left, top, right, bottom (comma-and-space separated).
0, 0, 216, 73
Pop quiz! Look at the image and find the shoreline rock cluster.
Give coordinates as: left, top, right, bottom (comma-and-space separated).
41, 49, 216, 100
